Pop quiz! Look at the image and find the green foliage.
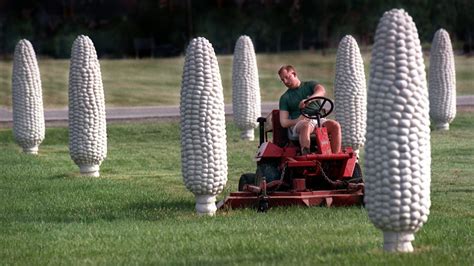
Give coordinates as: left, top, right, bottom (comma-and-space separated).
0, 113, 473, 264
1, 0, 473, 57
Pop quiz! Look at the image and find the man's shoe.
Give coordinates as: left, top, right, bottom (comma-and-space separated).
301, 147, 311, 155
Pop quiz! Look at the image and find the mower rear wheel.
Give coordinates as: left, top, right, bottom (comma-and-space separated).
238, 173, 257, 191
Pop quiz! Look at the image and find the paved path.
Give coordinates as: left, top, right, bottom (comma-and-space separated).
0, 102, 280, 125
1, 96, 472, 125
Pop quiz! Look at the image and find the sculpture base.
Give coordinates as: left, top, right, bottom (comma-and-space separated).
353, 148, 360, 158
195, 195, 217, 216
79, 164, 100, 177
23, 145, 39, 155
241, 129, 254, 141
383, 231, 414, 252
435, 122, 449, 131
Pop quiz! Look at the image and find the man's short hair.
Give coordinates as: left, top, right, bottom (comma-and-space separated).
278, 65, 296, 76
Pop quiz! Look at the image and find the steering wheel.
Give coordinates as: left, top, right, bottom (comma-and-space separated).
300, 96, 334, 119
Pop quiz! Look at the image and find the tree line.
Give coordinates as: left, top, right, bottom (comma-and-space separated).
0, 0, 472, 58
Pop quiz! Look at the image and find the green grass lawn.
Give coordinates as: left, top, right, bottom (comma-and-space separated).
1, 51, 473, 108
1, 112, 473, 265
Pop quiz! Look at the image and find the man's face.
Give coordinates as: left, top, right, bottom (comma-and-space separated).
279, 69, 299, 89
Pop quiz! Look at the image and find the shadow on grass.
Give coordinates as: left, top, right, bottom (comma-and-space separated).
68, 199, 195, 222
2, 199, 195, 224
47, 174, 70, 180
433, 188, 474, 193
127, 200, 195, 217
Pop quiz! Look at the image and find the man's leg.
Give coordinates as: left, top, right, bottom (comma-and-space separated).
296, 120, 314, 154
323, 120, 341, 153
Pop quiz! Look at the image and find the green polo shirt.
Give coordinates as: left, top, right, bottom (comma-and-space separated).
279, 81, 318, 119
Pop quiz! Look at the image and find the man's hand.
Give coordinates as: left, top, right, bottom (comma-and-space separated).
298, 99, 307, 109
298, 115, 310, 122
280, 110, 306, 128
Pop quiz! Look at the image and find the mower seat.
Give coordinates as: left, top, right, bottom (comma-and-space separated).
264, 110, 319, 152
262, 110, 288, 147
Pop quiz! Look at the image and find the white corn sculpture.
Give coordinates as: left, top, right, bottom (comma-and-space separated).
180, 37, 228, 216
68, 35, 107, 177
11, 39, 45, 154
334, 35, 367, 156
232, 35, 261, 140
365, 9, 431, 252
429, 28, 456, 130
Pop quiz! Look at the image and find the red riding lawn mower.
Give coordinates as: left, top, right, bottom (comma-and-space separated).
218, 96, 364, 212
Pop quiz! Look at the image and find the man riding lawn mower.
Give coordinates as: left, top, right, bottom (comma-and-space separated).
218, 96, 364, 212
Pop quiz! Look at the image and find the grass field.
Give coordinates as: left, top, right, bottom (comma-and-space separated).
1, 111, 473, 265
0, 51, 473, 108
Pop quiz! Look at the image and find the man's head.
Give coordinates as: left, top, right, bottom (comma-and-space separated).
278, 65, 301, 89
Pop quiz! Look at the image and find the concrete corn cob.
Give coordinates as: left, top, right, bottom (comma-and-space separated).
11, 39, 45, 154
180, 37, 228, 215
232, 35, 261, 140
68, 35, 107, 177
334, 35, 366, 156
429, 28, 456, 130
365, 9, 431, 252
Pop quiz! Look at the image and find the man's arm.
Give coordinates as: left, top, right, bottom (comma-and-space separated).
298, 84, 326, 109
280, 84, 327, 128
279, 110, 302, 128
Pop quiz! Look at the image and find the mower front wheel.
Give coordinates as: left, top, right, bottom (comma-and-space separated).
238, 173, 257, 191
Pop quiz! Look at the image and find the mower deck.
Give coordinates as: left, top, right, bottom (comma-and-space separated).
218, 188, 364, 209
